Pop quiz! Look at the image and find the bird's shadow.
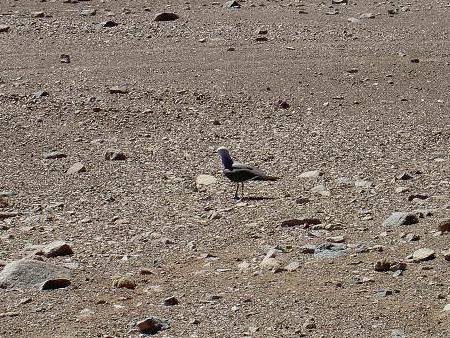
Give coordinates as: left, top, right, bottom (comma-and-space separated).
237, 196, 277, 201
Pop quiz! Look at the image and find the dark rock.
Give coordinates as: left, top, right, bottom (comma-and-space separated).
154, 12, 179, 22
281, 218, 321, 228
60, 54, 71, 63
136, 317, 169, 335
41, 278, 71, 290
295, 197, 310, 204
0, 259, 71, 289
163, 296, 179, 306
255, 36, 268, 42
0, 25, 10, 33
410, 58, 420, 63
0, 212, 19, 220
101, 20, 118, 27
374, 259, 391, 272
437, 219, 450, 233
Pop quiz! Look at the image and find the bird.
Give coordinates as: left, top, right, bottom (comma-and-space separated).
216, 146, 278, 199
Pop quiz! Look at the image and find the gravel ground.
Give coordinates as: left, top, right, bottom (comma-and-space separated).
1, 0, 449, 337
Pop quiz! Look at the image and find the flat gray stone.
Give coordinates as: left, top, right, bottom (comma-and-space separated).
411, 248, 435, 262
67, 162, 86, 174
314, 243, 347, 258
0, 259, 71, 289
382, 212, 418, 227
299, 170, 322, 178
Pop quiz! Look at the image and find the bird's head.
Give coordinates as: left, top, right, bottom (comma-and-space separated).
216, 146, 233, 169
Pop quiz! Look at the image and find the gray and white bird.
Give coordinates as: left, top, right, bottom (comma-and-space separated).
216, 146, 278, 199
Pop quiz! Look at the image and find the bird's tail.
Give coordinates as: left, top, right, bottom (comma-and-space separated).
261, 175, 279, 181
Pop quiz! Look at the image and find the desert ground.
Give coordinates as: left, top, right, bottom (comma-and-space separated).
0, 0, 449, 337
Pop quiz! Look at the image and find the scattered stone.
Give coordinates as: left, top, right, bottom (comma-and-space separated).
260, 256, 280, 270
359, 13, 375, 19
163, 296, 179, 306
136, 317, 169, 335
37, 240, 74, 258
223, 1, 241, 8
299, 170, 322, 178
101, 20, 118, 27
442, 249, 450, 261
437, 219, 450, 233
256, 28, 268, 35
154, 12, 179, 22
443, 304, 450, 311
311, 184, 331, 197
67, 162, 86, 174
0, 212, 19, 220
0, 312, 19, 318
60, 54, 71, 63
0, 25, 11, 33
109, 86, 128, 94
410, 248, 435, 262
0, 259, 71, 289
196, 174, 217, 189
80, 9, 96, 16
382, 212, 418, 227
41, 278, 71, 290
327, 235, 345, 243
391, 329, 406, 338
395, 186, 409, 193
112, 276, 136, 289
390, 262, 407, 271
140, 268, 154, 275
299, 244, 317, 254
376, 289, 393, 297
354, 179, 373, 189
281, 218, 321, 228
295, 197, 310, 204
410, 58, 420, 63
105, 151, 127, 161
43, 151, 66, 159
284, 261, 300, 272
302, 317, 316, 330
276, 99, 289, 109
374, 259, 391, 272
31, 11, 45, 18
34, 90, 49, 98
403, 233, 420, 242
396, 172, 413, 180
332, 0, 347, 4
408, 194, 429, 202
314, 243, 347, 258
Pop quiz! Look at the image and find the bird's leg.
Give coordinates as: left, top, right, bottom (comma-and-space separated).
241, 182, 245, 200
234, 183, 240, 200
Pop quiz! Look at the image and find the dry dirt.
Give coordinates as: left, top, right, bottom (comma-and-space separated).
1, 0, 450, 337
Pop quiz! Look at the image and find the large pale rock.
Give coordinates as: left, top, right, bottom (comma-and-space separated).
382, 212, 418, 227
0, 259, 71, 289
196, 174, 217, 189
